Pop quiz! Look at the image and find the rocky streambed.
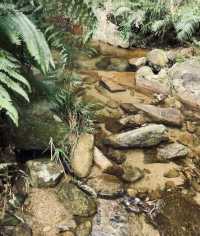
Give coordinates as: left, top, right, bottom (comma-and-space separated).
1, 42, 200, 236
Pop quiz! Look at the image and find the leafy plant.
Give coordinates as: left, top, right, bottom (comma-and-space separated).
0, 2, 54, 126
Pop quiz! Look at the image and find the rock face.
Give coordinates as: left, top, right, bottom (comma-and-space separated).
147, 49, 169, 69
58, 182, 97, 217
157, 143, 189, 162
26, 159, 63, 188
136, 66, 170, 96
132, 103, 183, 126
105, 124, 168, 148
71, 134, 94, 178
13, 100, 68, 150
170, 59, 200, 110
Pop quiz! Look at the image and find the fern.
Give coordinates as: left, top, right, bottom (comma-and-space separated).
0, 3, 54, 74
0, 2, 54, 126
0, 52, 31, 126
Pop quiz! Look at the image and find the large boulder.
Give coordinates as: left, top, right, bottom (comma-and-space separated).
147, 49, 169, 69
136, 66, 170, 96
71, 134, 94, 178
13, 100, 68, 151
104, 124, 168, 148
169, 59, 200, 110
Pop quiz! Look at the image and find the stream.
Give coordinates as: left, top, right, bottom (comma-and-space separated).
1, 41, 200, 236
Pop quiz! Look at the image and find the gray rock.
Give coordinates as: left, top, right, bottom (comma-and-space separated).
104, 124, 168, 148
147, 49, 169, 69
131, 103, 183, 127
13, 100, 68, 150
91, 199, 129, 236
26, 159, 63, 188
157, 143, 188, 162
58, 182, 97, 217
71, 134, 94, 178
169, 59, 200, 110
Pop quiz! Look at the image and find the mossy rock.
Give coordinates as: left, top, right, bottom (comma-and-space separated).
13, 100, 68, 150
57, 182, 97, 217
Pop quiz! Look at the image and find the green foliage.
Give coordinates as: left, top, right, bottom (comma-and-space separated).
106, 0, 200, 46
52, 73, 94, 135
0, 2, 54, 126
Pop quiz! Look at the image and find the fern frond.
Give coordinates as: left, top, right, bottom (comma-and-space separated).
0, 3, 54, 74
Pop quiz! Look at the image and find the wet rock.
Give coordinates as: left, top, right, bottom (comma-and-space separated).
26, 159, 63, 188
120, 103, 139, 115
132, 103, 183, 126
104, 124, 168, 148
129, 214, 160, 236
119, 114, 148, 129
122, 164, 144, 183
147, 49, 169, 70
76, 221, 92, 236
100, 77, 126, 92
58, 182, 97, 217
91, 199, 129, 236
155, 191, 200, 235
94, 147, 113, 171
136, 66, 170, 96
87, 167, 124, 198
13, 100, 68, 150
128, 57, 147, 68
169, 59, 200, 110
108, 58, 130, 72
71, 134, 94, 178
96, 57, 111, 70
164, 168, 180, 178
14, 223, 32, 236
157, 143, 189, 162
107, 149, 126, 164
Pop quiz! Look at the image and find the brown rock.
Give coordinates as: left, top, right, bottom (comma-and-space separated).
100, 77, 126, 92
94, 147, 113, 171
98, 71, 135, 88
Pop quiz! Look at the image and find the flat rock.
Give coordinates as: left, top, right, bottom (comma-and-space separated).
58, 182, 97, 217
129, 57, 147, 67
26, 159, 63, 188
97, 71, 135, 88
157, 143, 189, 162
87, 167, 124, 198
104, 124, 168, 148
71, 134, 94, 178
169, 59, 200, 110
100, 77, 126, 92
94, 147, 113, 171
132, 103, 183, 126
